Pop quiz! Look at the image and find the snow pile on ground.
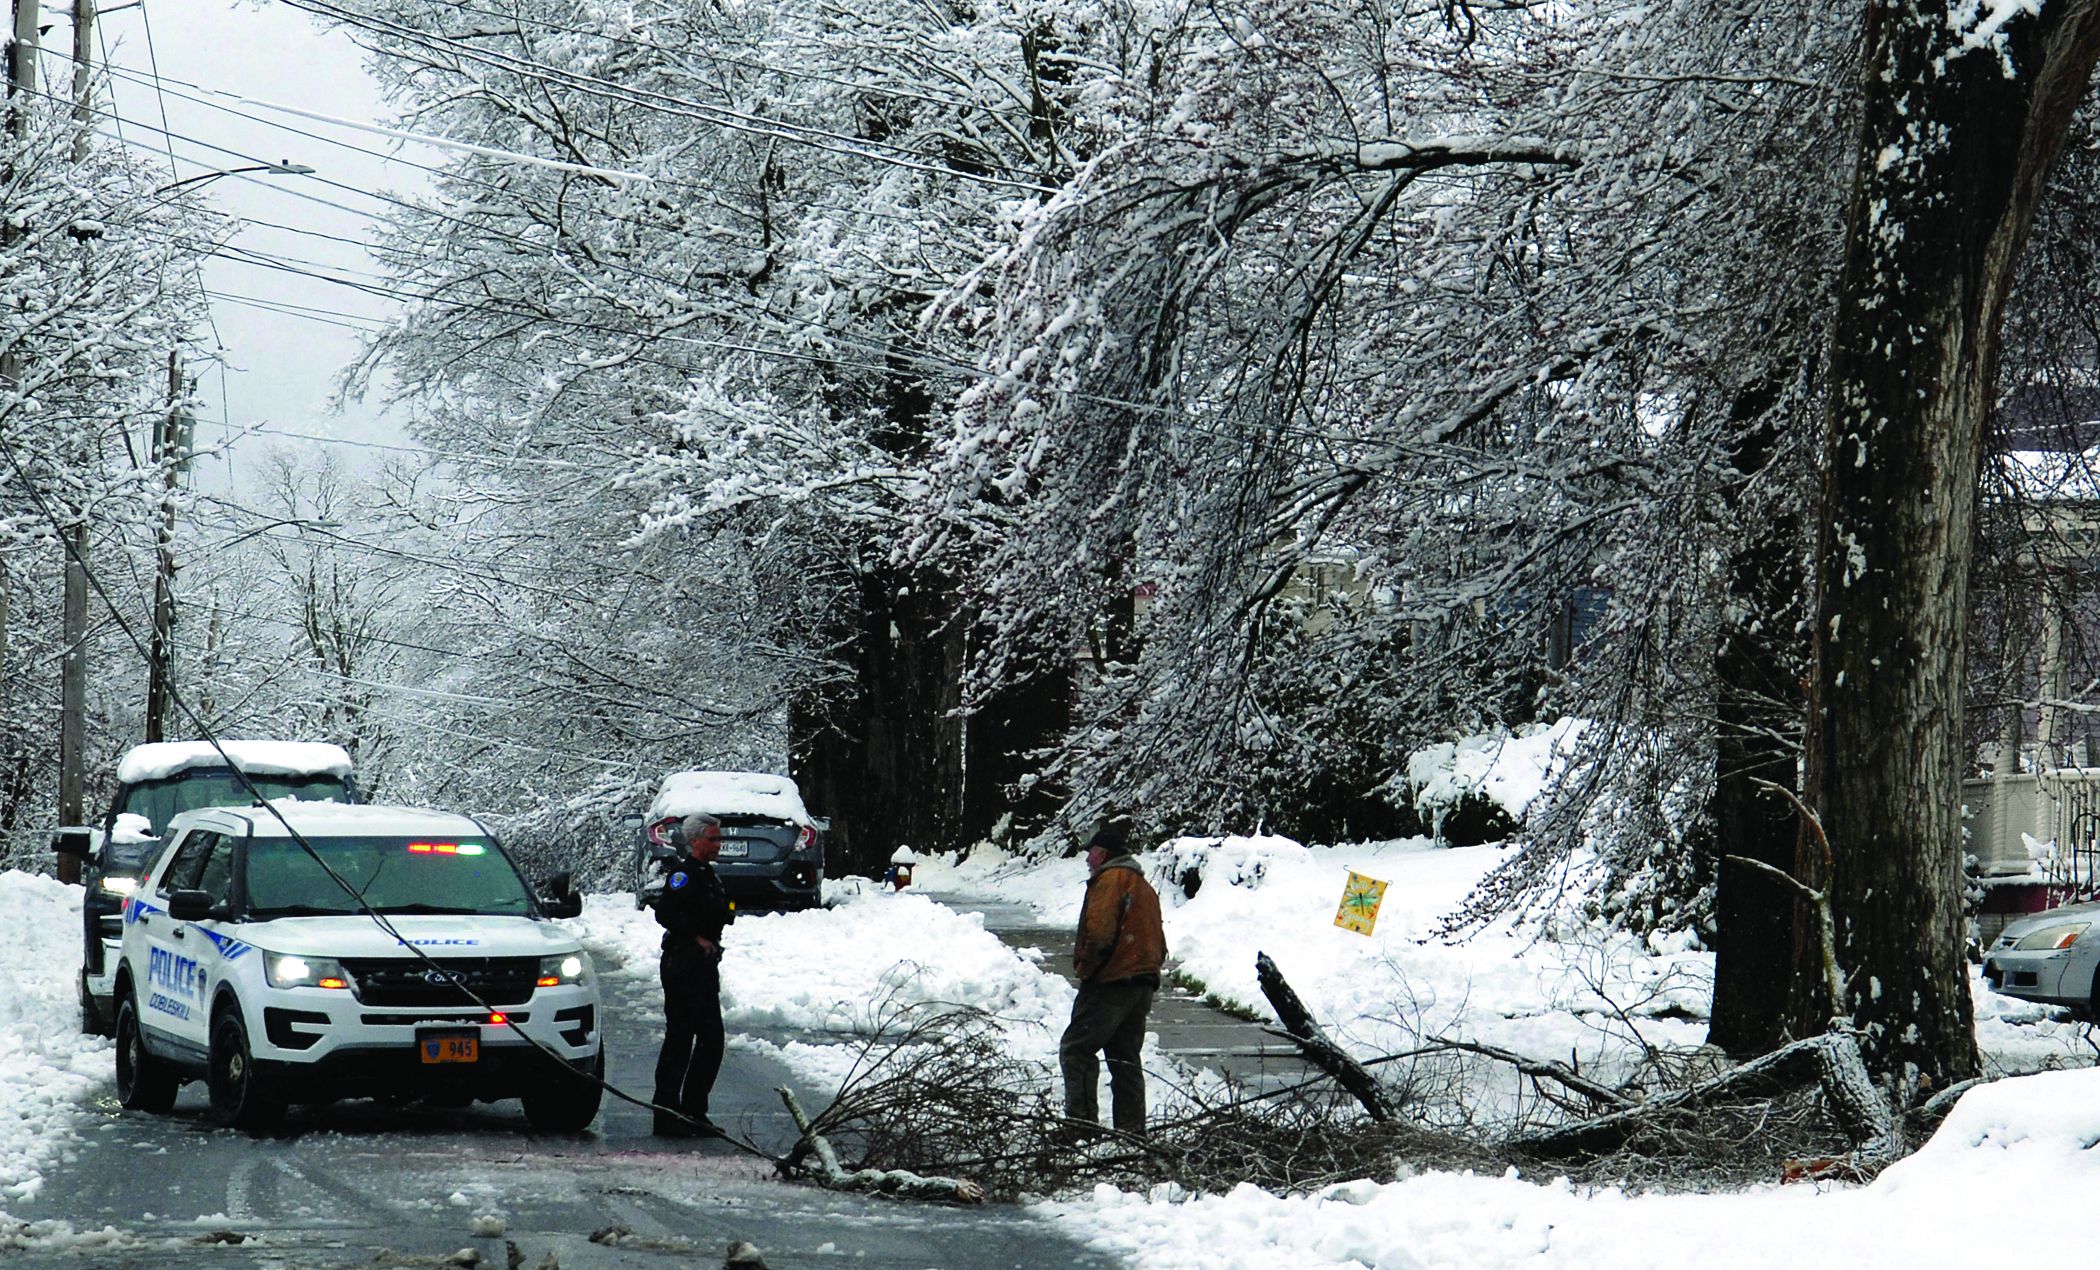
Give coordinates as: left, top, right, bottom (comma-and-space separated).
0, 873, 109, 1210
1044, 1065, 2100, 1269
576, 889, 1071, 1035
572, 888, 1111, 1099
922, 833, 1711, 1106
920, 831, 2100, 1265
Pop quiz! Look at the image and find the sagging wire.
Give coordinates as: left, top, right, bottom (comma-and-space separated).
0, 430, 770, 1158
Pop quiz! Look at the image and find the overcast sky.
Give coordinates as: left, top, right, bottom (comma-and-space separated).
81, 0, 426, 486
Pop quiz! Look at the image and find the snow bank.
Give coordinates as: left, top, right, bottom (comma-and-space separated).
1048, 1067, 2100, 1268
575, 888, 1071, 1035
0, 873, 108, 1211
923, 833, 1711, 1101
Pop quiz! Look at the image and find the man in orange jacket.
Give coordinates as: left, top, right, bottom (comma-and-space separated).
1059, 820, 1167, 1135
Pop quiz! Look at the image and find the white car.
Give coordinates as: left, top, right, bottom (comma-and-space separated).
113, 802, 603, 1132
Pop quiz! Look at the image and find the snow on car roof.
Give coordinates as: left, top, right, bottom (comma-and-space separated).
215, 801, 485, 839
115, 740, 355, 785
647, 770, 812, 826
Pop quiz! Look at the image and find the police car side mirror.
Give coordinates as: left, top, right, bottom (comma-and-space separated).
167, 889, 214, 922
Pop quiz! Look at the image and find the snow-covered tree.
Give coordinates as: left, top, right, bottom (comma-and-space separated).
0, 71, 214, 854
306, 0, 1099, 869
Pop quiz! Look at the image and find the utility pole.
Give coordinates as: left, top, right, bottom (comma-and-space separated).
68, 0, 88, 160
145, 350, 182, 743
56, 0, 88, 872
5, 0, 52, 874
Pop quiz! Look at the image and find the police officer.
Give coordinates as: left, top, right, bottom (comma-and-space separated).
651, 811, 732, 1137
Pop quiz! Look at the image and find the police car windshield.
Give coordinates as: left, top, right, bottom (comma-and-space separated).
121, 772, 351, 838
244, 835, 532, 917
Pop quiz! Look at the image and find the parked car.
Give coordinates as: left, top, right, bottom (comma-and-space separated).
633, 770, 823, 912
69, 740, 360, 1036
113, 801, 599, 1131
1981, 898, 2100, 1014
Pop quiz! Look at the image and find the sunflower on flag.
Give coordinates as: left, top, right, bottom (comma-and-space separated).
1334, 870, 1389, 936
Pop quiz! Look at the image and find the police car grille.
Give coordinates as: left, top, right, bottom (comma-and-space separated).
341, 956, 540, 1006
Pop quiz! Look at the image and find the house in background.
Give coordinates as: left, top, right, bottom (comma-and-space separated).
1964, 393, 2100, 939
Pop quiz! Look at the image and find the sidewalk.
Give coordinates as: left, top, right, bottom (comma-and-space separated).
930, 892, 1315, 1093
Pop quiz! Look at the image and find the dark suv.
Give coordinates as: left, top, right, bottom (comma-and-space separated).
634, 771, 823, 912
69, 741, 359, 1034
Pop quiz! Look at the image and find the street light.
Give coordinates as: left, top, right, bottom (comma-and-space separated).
153, 161, 317, 196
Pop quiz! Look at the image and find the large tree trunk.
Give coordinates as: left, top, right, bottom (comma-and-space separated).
958, 649, 1071, 850
1708, 393, 1810, 1057
791, 559, 965, 878
1798, 0, 2100, 1089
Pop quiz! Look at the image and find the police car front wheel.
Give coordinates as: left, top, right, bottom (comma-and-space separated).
114, 991, 177, 1113
207, 1006, 283, 1131
520, 1048, 605, 1134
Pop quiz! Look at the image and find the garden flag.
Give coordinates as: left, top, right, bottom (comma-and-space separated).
1334, 870, 1389, 936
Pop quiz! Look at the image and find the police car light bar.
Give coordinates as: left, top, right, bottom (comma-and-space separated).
406, 842, 486, 856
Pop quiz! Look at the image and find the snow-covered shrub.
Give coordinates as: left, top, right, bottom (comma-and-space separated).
1402, 721, 1585, 847
1153, 834, 1311, 903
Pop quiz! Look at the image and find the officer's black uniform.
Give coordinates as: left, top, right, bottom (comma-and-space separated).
650, 852, 731, 1133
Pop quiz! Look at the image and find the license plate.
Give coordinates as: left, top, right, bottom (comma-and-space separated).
419, 1030, 478, 1064
717, 840, 748, 858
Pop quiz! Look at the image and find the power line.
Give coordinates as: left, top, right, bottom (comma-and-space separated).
26, 78, 1199, 433
277, 0, 1057, 195
408, 0, 1041, 125
81, 51, 984, 234
47, 87, 1032, 400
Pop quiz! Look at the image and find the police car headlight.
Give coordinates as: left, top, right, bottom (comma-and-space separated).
266, 953, 352, 990
536, 953, 589, 987
97, 874, 139, 897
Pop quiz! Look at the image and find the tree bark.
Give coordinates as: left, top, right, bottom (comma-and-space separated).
958, 644, 1071, 849
791, 559, 965, 878
1799, 0, 2100, 1089
1708, 386, 1811, 1057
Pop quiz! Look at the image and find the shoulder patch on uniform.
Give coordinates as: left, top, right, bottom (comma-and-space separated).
668, 871, 689, 890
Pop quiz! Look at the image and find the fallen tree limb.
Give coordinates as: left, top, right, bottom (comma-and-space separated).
1514, 1032, 1894, 1160
1420, 1035, 1636, 1113
777, 1086, 986, 1204
1255, 951, 1393, 1122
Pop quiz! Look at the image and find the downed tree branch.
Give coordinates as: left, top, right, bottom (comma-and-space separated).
1419, 1035, 1637, 1113
1514, 1032, 1893, 1161
777, 1086, 986, 1204
1255, 951, 1393, 1122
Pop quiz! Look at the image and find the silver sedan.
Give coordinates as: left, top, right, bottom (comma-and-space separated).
1983, 900, 2100, 1013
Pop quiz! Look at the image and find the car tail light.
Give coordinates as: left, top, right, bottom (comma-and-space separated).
796, 824, 816, 851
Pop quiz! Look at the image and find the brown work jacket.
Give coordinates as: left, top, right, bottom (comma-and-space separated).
1073, 856, 1167, 984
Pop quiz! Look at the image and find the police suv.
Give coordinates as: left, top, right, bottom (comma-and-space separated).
113, 802, 603, 1132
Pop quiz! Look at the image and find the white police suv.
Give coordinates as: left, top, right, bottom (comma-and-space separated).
113, 802, 603, 1132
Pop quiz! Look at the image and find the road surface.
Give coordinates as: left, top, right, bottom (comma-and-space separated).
10, 949, 1120, 1269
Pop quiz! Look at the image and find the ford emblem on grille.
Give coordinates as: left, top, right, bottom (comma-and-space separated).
419, 968, 466, 985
